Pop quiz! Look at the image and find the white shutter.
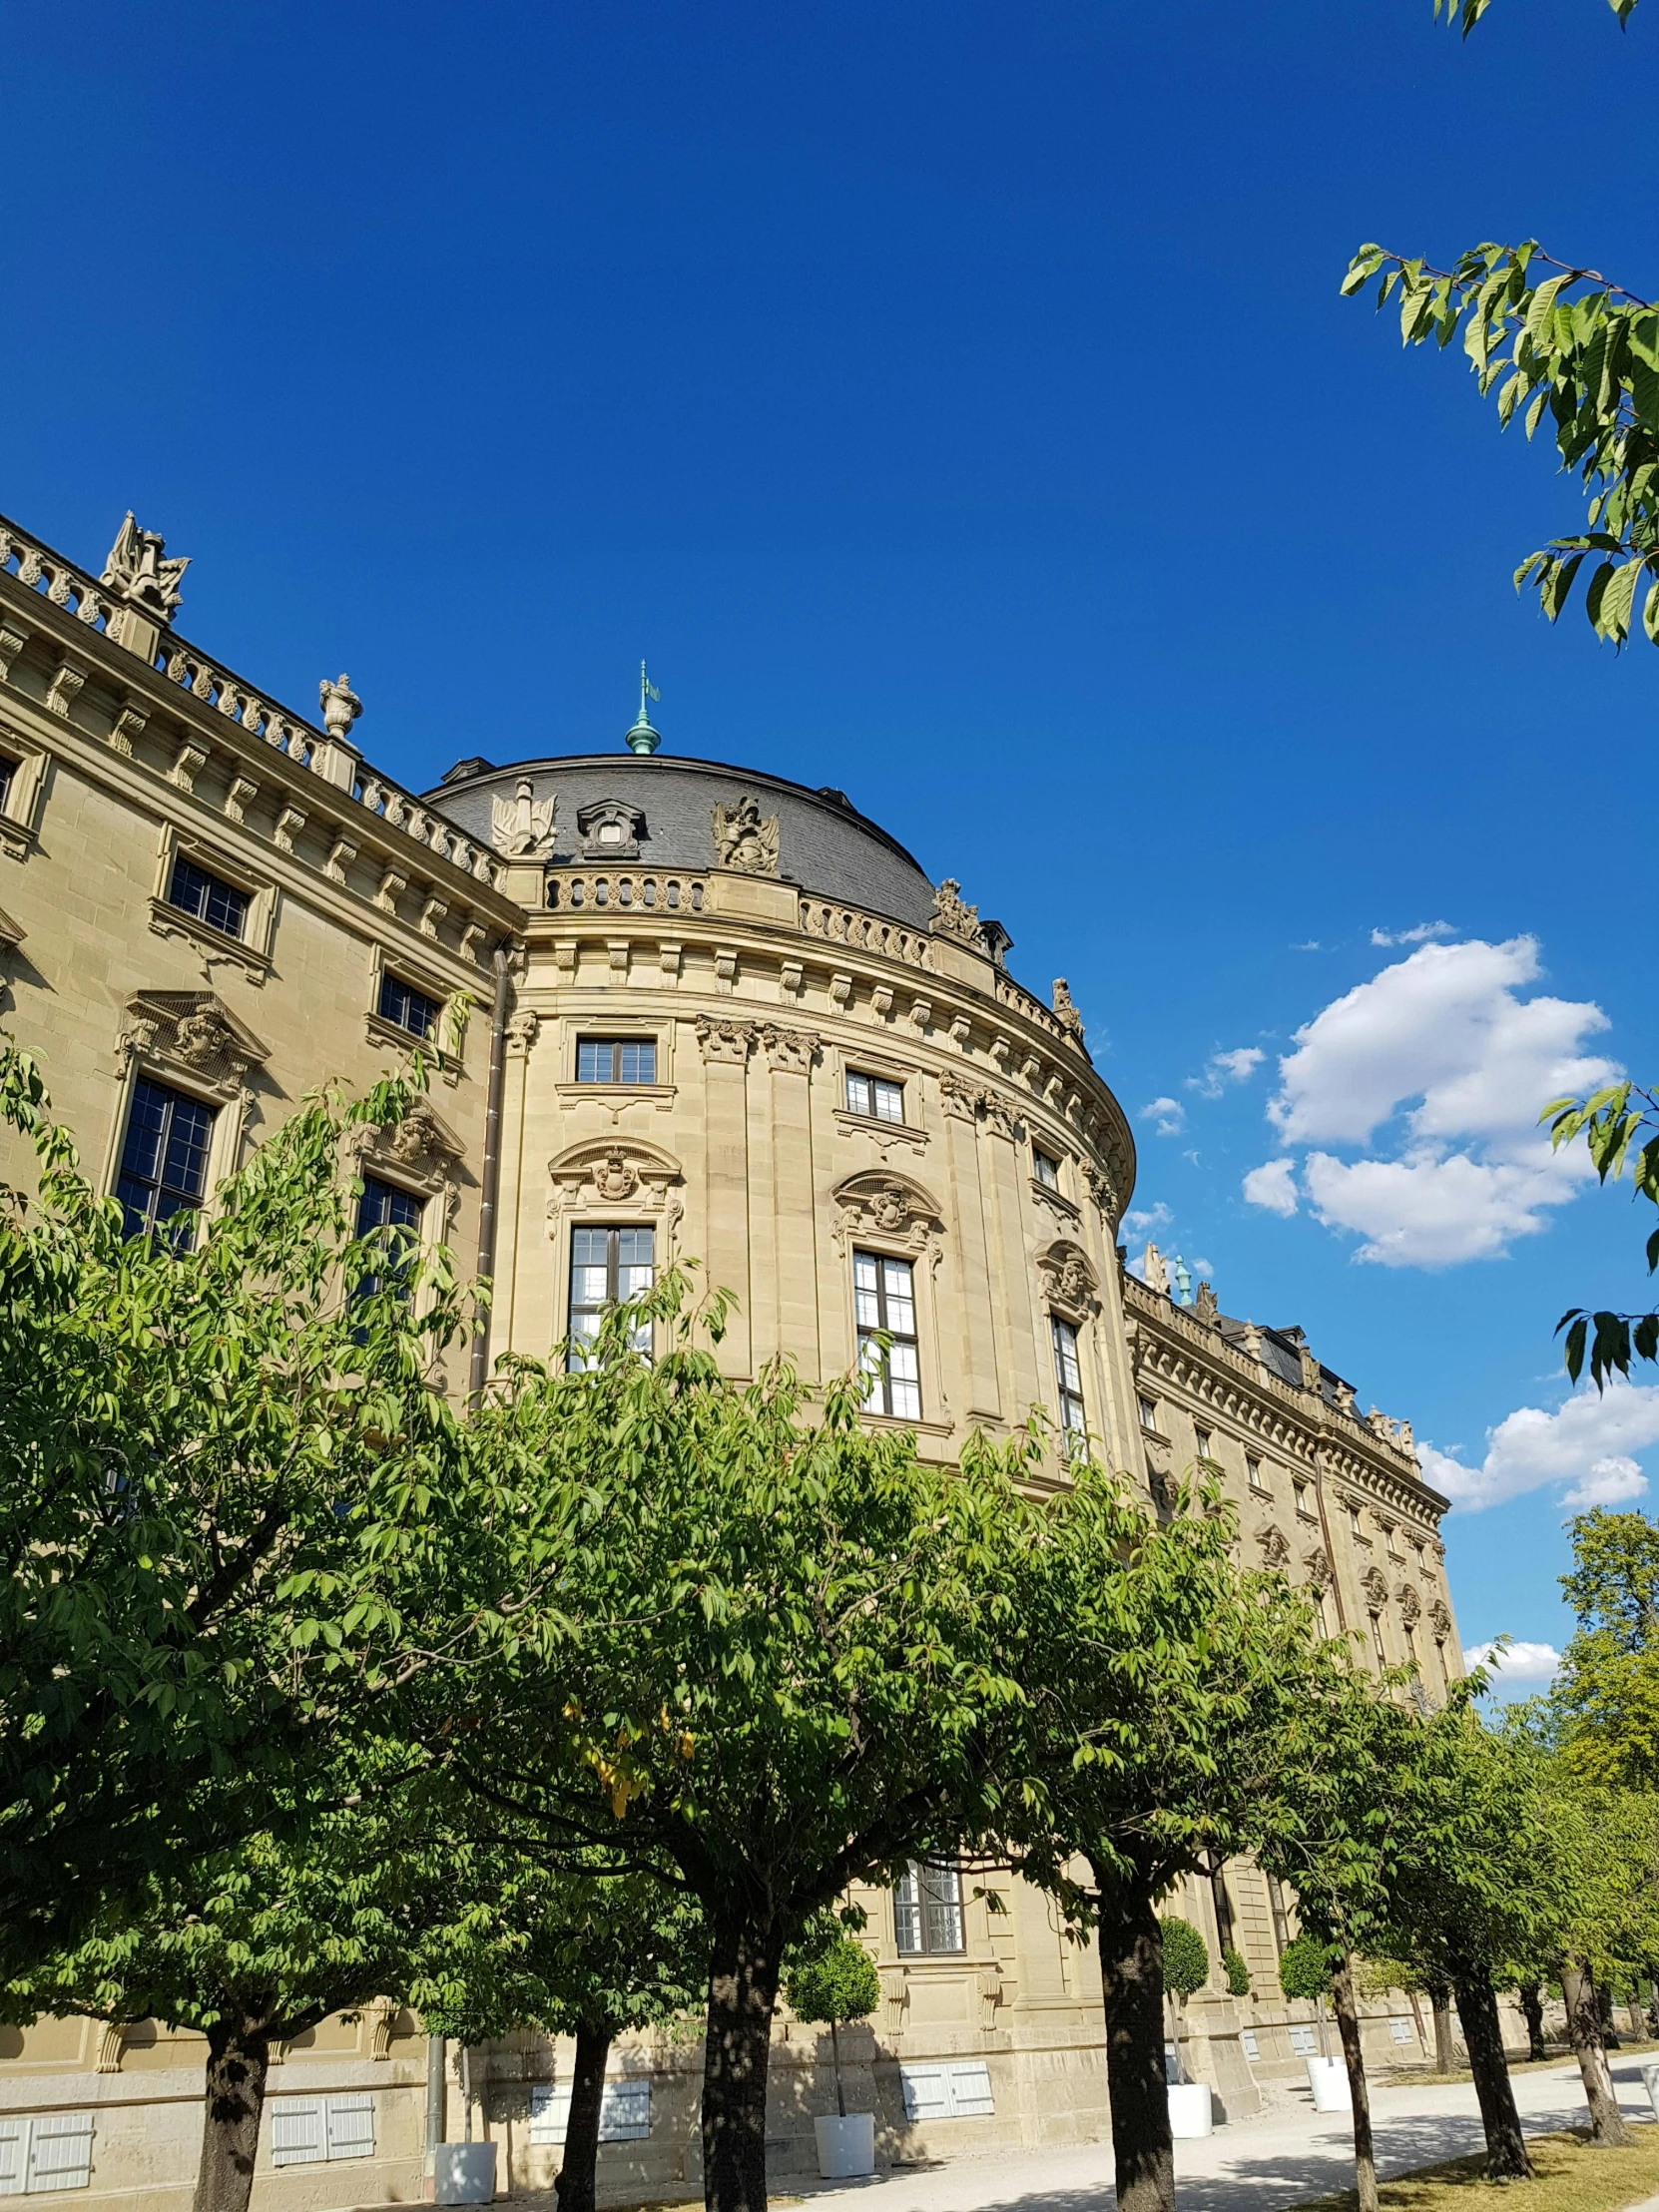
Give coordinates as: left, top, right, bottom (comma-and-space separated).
598, 2081, 650, 2143
944, 2062, 994, 2117
897, 2065, 949, 2122
26, 2116, 93, 2193
270, 2099, 325, 2168
528, 2085, 571, 2147
323, 2096, 374, 2163
1240, 2029, 1260, 2062
1289, 2024, 1316, 2055
1389, 2018, 1414, 2044
0, 2122, 27, 2197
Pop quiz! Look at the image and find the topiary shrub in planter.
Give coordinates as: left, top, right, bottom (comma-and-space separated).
1161, 1916, 1210, 2084
1280, 1932, 1336, 2059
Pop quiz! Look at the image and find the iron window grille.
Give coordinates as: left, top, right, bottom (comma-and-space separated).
567, 1225, 656, 1370
167, 854, 248, 940
116, 1077, 216, 1245
378, 971, 441, 1040
854, 1250, 920, 1418
1050, 1317, 1087, 1454
576, 1037, 657, 1085
893, 1862, 965, 1955
844, 1070, 903, 1123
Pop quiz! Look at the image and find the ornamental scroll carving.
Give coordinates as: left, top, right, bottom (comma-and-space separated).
758, 1024, 819, 1073
711, 797, 780, 876
1037, 1239, 1099, 1321
1257, 1522, 1292, 1570
117, 992, 270, 1126
695, 1015, 756, 1064
1304, 1546, 1334, 1590
1397, 1583, 1422, 1628
830, 1169, 944, 1273
1427, 1597, 1452, 1639
938, 1070, 1019, 1137
545, 1138, 685, 1252
1361, 1565, 1390, 1610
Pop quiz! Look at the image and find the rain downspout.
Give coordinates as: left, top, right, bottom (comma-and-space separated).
468, 944, 512, 1398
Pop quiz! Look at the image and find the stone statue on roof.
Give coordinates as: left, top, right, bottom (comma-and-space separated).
1141, 1242, 1169, 1296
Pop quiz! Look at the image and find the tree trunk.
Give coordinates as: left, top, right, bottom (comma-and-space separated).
1597, 1975, 1622, 2049
1331, 1952, 1379, 2212
1561, 1959, 1631, 2146
555, 2017, 614, 2212
1452, 1971, 1531, 2181
193, 2011, 274, 2212
1426, 1980, 1456, 2073
1517, 1981, 1546, 2063
703, 1910, 784, 2212
1092, 1870, 1174, 2212
829, 2019, 845, 2119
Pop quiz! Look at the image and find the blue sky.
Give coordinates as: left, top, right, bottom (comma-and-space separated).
4, 0, 1655, 1680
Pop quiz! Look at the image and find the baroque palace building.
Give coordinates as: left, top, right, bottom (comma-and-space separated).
0, 508, 1462, 2210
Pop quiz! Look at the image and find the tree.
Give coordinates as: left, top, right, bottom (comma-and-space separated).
1552, 1507, 1659, 1782
425, 1279, 1032, 2212
1221, 1946, 1251, 1998
1001, 1470, 1332, 2212
782, 1926, 881, 2120
1159, 1919, 1208, 2086
1540, 1089, 1659, 1389
0, 1039, 488, 1979
4, 1760, 491, 2212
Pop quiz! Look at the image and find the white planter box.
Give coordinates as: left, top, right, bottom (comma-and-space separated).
1306, 2056, 1352, 2113
1167, 2082, 1213, 2139
815, 2113, 876, 2177
434, 2143, 497, 2204
1642, 2060, 1659, 2121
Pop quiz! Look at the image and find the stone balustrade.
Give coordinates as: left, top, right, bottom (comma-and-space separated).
545, 870, 706, 913
0, 524, 119, 632
798, 897, 933, 968
992, 966, 1068, 1045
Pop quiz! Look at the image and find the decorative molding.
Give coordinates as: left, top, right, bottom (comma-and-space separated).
505, 1009, 540, 1056
833, 1106, 929, 1158
325, 835, 356, 884
169, 740, 208, 794
148, 895, 274, 984
545, 1136, 685, 1252
94, 2023, 126, 2074
714, 945, 738, 987
46, 653, 88, 720
907, 998, 932, 1031
659, 941, 682, 979
275, 805, 306, 853
1257, 1522, 1291, 1570
695, 1014, 755, 1064
0, 624, 28, 687
870, 984, 894, 1019
419, 895, 447, 939
1037, 1238, 1099, 1321
1304, 1545, 1335, 1589
345, 1099, 464, 1205
758, 1023, 819, 1074
575, 799, 644, 859
109, 699, 149, 757
712, 796, 780, 875
1031, 1177, 1080, 1229
116, 990, 270, 1120
491, 778, 557, 857
829, 971, 852, 1008
1396, 1583, 1422, 1627
225, 775, 259, 825
830, 1167, 944, 1272
779, 958, 804, 997
1361, 1564, 1390, 1610
375, 865, 407, 916
929, 877, 986, 949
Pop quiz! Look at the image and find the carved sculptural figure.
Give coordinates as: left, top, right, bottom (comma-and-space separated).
930, 878, 984, 944
1051, 978, 1085, 1038
491, 778, 557, 856
318, 673, 362, 744
712, 797, 780, 876
101, 512, 190, 620
1141, 1242, 1170, 1296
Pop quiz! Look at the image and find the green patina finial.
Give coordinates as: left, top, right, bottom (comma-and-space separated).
626, 660, 662, 755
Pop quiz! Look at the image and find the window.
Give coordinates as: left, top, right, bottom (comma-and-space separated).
1032, 1147, 1060, 1190
1369, 1613, 1387, 1667
1293, 1478, 1313, 1518
378, 971, 441, 1041
269, 2096, 375, 2168
1138, 1394, 1161, 1432
166, 854, 248, 940
894, 1862, 964, 1954
567, 1226, 655, 1369
577, 1036, 657, 1085
1389, 2018, 1415, 2045
1247, 1453, 1269, 1493
116, 1078, 216, 1244
1348, 1502, 1366, 1540
354, 1176, 423, 1301
0, 2113, 94, 2194
854, 1251, 920, 1418
1267, 1875, 1292, 1958
530, 2081, 650, 2145
1195, 1424, 1215, 1464
0, 756, 14, 814
844, 1069, 903, 1123
898, 2062, 993, 2120
1050, 1317, 1086, 1454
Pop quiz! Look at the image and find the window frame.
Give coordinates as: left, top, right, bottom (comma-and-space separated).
148, 824, 276, 975
115, 1075, 219, 1247
566, 1223, 657, 1370
893, 1860, 966, 1956
0, 728, 49, 861
844, 1067, 905, 1124
1049, 1315, 1087, 1456
166, 852, 250, 941
1031, 1145, 1061, 1191
377, 968, 443, 1043
1138, 1393, 1162, 1434
576, 1035, 659, 1086
1194, 1423, 1216, 1465
853, 1247, 922, 1419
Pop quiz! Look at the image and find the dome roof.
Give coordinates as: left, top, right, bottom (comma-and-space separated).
426, 753, 941, 931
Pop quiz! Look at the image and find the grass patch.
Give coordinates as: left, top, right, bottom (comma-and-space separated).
1285, 2127, 1659, 2212
1382, 2041, 1657, 2089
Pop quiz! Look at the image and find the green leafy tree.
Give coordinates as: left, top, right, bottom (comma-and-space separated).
1000, 1471, 1331, 2212
0, 1040, 488, 1978
782, 1926, 881, 2119
4, 1761, 493, 2212
1279, 1935, 1336, 2055
1221, 1947, 1251, 1998
1159, 1918, 1208, 2085
1537, 1088, 1659, 1388
1552, 1509, 1659, 1785
428, 1279, 1032, 2212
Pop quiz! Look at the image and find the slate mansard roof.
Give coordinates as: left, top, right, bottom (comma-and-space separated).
426, 753, 945, 934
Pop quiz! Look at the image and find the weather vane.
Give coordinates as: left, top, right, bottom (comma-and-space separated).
626, 660, 662, 755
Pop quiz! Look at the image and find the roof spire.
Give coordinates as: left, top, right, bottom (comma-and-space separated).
625, 660, 662, 755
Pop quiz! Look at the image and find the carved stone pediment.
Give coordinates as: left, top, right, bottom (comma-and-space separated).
118, 990, 270, 1099
1397, 1583, 1422, 1627
1257, 1522, 1291, 1570
1361, 1565, 1390, 1610
1304, 1546, 1334, 1589
346, 1100, 464, 1197
830, 1168, 943, 1264
1037, 1238, 1099, 1320
576, 800, 646, 859
545, 1137, 685, 1249
1427, 1597, 1452, 1639
712, 797, 780, 876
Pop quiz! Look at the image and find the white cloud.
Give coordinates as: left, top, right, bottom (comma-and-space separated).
1188, 1046, 1266, 1098
1122, 1201, 1172, 1246
1261, 936, 1616, 1267
1372, 920, 1456, 947
1418, 1381, 1659, 1513
1243, 1158, 1300, 1217
1139, 1095, 1186, 1137
1462, 1639, 1562, 1683
1293, 940, 1323, 952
